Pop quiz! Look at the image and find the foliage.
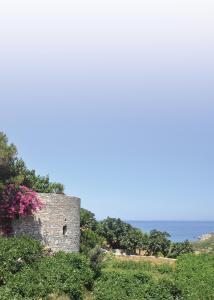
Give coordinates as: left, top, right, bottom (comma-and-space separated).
98, 217, 127, 249
0, 237, 94, 300
0, 184, 43, 221
193, 235, 214, 253
80, 209, 105, 278
0, 132, 64, 194
175, 253, 214, 300
80, 228, 104, 255
80, 209, 194, 258
0, 236, 43, 284
145, 230, 171, 257
13, 159, 64, 193
0, 236, 214, 300
87, 245, 104, 277
93, 269, 180, 300
0, 132, 17, 191
80, 208, 103, 255
168, 240, 194, 258
98, 217, 147, 254
0, 253, 94, 300
80, 208, 98, 231
146, 277, 181, 300
94, 270, 151, 300
156, 263, 175, 274
103, 257, 175, 276
120, 228, 148, 255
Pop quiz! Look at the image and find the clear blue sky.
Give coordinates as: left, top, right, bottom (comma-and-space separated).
1, 0, 214, 220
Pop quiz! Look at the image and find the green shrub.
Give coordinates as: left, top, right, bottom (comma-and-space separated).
80, 228, 104, 255
0, 236, 43, 284
0, 252, 94, 300
94, 268, 181, 300
156, 263, 174, 274
168, 240, 194, 258
176, 253, 214, 300
145, 278, 181, 300
94, 270, 151, 300
87, 245, 104, 277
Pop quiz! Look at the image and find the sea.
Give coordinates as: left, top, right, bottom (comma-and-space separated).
127, 221, 214, 242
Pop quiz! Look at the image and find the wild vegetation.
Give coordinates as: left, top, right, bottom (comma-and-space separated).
0, 132, 64, 195
193, 235, 214, 253
80, 208, 193, 258
1, 132, 214, 299
0, 236, 213, 300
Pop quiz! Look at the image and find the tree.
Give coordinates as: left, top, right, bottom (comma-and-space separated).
98, 217, 129, 249
80, 208, 105, 257
80, 208, 98, 231
80, 229, 104, 254
98, 217, 147, 254
146, 230, 171, 257
13, 158, 64, 193
169, 240, 194, 258
0, 132, 64, 194
121, 228, 148, 254
0, 132, 18, 191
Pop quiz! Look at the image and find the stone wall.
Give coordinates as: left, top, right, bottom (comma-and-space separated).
12, 193, 80, 253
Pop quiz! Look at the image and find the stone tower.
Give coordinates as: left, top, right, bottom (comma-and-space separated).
12, 193, 80, 253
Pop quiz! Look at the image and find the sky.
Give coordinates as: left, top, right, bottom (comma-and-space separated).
1, 0, 214, 220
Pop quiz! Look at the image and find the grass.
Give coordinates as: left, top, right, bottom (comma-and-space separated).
102, 255, 175, 281
115, 254, 176, 265
45, 295, 70, 300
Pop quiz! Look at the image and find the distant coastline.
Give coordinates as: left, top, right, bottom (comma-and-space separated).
127, 220, 214, 242
198, 232, 214, 241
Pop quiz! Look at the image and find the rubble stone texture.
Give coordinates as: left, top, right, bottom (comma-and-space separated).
12, 193, 80, 252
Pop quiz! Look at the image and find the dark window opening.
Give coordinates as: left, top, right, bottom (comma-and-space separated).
63, 225, 67, 236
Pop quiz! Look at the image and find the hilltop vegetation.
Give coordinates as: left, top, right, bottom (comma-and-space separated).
80, 208, 194, 258
0, 132, 64, 194
0, 236, 214, 300
193, 234, 214, 253
1, 132, 214, 299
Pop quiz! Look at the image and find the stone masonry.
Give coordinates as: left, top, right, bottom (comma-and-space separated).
12, 193, 80, 253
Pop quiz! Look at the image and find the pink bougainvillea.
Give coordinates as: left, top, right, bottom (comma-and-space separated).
0, 184, 44, 221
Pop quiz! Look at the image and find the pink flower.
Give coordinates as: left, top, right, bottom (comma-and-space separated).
0, 184, 44, 221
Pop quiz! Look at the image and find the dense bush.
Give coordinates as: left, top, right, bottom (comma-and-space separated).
93, 269, 180, 300
0, 243, 94, 300
80, 208, 105, 277
93, 257, 180, 300
145, 277, 181, 300
94, 271, 151, 300
168, 240, 194, 258
80, 228, 104, 255
176, 253, 214, 299
0, 236, 214, 300
0, 236, 43, 284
